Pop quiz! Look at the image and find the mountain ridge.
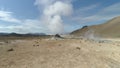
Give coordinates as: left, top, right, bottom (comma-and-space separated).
71, 16, 120, 38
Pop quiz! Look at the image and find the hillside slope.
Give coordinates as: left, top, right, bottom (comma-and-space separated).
71, 16, 120, 38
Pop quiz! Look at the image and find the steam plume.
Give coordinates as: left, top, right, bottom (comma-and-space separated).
35, 0, 73, 34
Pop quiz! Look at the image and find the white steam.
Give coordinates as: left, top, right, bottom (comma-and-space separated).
35, 0, 73, 34
44, 1, 73, 16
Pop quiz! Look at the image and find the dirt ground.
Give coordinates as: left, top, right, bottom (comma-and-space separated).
0, 38, 120, 68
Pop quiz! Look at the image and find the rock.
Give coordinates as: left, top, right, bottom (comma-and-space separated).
7, 48, 14, 52
76, 47, 81, 50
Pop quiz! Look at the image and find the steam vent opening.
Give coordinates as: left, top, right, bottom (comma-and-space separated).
55, 34, 62, 38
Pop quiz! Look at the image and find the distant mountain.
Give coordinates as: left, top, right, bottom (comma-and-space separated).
71, 16, 120, 38
0, 32, 46, 37
27, 33, 46, 35
0, 33, 9, 35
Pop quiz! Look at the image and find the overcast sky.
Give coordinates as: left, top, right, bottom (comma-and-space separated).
0, 0, 120, 34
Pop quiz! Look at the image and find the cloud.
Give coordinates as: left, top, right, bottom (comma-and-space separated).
72, 3, 120, 23
97, 3, 120, 18
0, 10, 21, 23
35, 0, 55, 6
0, 9, 49, 34
76, 4, 99, 12
0, 10, 47, 34
0, 19, 47, 34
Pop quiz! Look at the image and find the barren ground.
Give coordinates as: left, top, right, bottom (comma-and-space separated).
0, 38, 120, 68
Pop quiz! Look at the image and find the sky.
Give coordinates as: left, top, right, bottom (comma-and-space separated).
0, 0, 120, 34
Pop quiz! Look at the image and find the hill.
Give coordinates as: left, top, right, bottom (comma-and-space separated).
71, 16, 120, 38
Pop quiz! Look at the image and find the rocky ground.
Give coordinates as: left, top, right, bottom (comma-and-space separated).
0, 38, 120, 68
